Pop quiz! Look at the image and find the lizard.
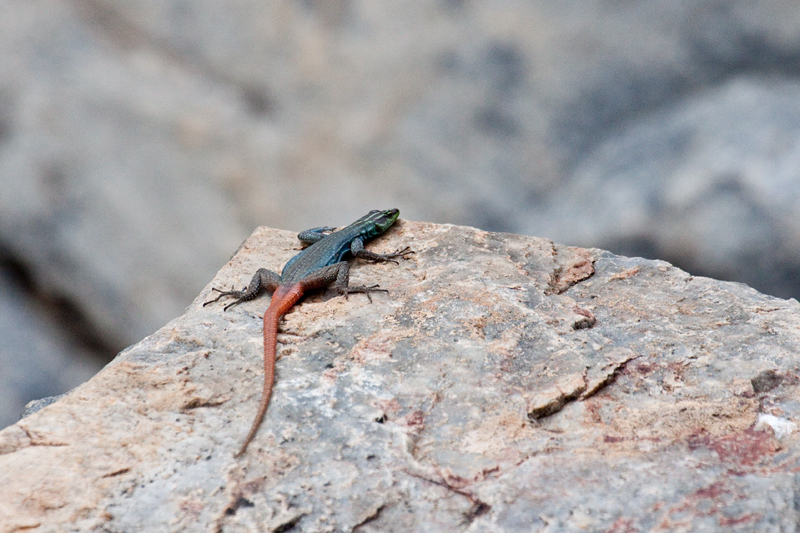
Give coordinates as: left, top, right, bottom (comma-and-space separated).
204, 208, 412, 457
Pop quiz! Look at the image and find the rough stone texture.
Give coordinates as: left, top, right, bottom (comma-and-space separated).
5, 1, 800, 429
3, 221, 800, 531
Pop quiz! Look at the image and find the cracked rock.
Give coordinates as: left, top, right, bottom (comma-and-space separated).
2, 220, 800, 531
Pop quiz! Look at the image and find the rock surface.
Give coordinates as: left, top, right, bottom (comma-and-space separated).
4, 1, 800, 429
3, 220, 800, 531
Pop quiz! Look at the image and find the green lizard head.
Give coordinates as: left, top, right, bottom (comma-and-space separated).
358, 208, 400, 239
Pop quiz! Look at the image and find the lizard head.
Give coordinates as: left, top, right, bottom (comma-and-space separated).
358, 208, 400, 238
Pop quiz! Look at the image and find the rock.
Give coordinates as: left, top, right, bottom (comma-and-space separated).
4, 2, 800, 431
3, 1, 800, 353
528, 76, 800, 300
2, 220, 800, 531
0, 268, 102, 429
752, 368, 783, 394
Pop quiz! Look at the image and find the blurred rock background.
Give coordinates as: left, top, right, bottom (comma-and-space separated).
2, 0, 800, 429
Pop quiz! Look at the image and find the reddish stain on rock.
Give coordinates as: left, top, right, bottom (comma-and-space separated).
710, 429, 781, 465
693, 481, 726, 499
605, 516, 637, 533
719, 513, 758, 527
633, 362, 657, 376
687, 428, 780, 466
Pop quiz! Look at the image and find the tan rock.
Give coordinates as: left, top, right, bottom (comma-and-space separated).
3, 220, 800, 531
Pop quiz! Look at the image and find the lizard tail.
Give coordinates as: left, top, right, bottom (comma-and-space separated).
235, 283, 304, 457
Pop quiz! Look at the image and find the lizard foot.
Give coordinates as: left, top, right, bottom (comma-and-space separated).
339, 284, 388, 303
204, 287, 249, 310
365, 246, 416, 265
387, 246, 415, 261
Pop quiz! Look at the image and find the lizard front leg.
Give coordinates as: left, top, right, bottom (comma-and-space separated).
297, 226, 338, 244
204, 268, 282, 310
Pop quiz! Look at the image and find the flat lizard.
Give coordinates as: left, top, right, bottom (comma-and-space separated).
205, 209, 412, 456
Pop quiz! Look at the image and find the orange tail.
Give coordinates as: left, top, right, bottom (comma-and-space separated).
235, 283, 304, 457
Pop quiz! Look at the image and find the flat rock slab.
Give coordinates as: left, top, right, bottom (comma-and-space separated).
2, 220, 800, 532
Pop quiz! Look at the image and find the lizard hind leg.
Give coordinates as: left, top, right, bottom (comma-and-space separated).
293, 261, 388, 303
331, 261, 387, 303
203, 268, 282, 310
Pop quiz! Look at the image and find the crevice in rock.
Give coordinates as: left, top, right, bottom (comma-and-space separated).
352, 503, 386, 531
527, 375, 587, 420
223, 495, 254, 516
528, 354, 639, 420
274, 514, 304, 533
751, 369, 782, 393
180, 396, 229, 411
404, 468, 493, 525
101, 467, 131, 478
580, 355, 640, 400
546, 247, 596, 295
0, 244, 115, 361
572, 306, 597, 330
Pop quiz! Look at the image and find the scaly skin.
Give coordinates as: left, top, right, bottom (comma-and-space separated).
204, 209, 413, 457
237, 283, 304, 457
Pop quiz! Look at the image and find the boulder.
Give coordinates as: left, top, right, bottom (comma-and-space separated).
3, 220, 799, 531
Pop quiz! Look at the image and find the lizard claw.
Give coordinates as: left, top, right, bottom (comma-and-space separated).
223, 299, 244, 311
338, 284, 387, 303
386, 247, 415, 263
203, 287, 229, 306
204, 286, 246, 309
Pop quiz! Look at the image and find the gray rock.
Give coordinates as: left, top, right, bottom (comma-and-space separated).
528, 76, 800, 300
2, 221, 800, 531
0, 1, 249, 348
4, 0, 800, 452
0, 269, 102, 429
19, 394, 67, 420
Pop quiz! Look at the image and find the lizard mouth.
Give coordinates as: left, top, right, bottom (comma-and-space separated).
377, 208, 400, 229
